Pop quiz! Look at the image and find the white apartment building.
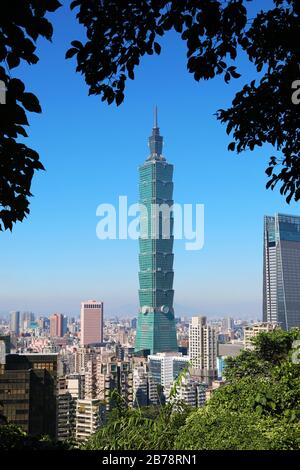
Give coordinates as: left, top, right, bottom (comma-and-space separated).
148, 352, 190, 391
189, 316, 217, 383
244, 322, 279, 350
75, 399, 102, 442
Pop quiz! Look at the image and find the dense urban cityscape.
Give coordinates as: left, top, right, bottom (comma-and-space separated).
1, 115, 298, 447
1, 0, 300, 456
0, 306, 280, 443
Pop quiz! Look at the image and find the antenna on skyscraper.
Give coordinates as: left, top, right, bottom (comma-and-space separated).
154, 105, 158, 128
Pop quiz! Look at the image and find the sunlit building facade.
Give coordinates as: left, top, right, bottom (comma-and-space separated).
135, 109, 177, 354
263, 213, 300, 329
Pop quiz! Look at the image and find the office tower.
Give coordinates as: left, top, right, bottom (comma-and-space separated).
50, 313, 64, 337
80, 300, 103, 346
135, 109, 177, 354
222, 317, 234, 333
75, 399, 103, 442
62, 315, 68, 336
22, 311, 35, 331
9, 311, 20, 336
263, 213, 300, 329
189, 316, 218, 384
37, 317, 46, 330
0, 353, 57, 437
244, 322, 279, 350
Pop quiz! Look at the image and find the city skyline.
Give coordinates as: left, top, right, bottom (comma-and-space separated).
1, 5, 300, 318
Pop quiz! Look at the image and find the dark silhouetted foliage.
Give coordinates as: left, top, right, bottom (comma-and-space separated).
0, 424, 71, 450
68, 0, 300, 203
0, 0, 61, 231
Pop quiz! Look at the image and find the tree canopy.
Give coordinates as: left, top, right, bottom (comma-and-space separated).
1, 0, 300, 231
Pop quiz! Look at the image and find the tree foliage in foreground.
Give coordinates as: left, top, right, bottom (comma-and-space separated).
0, 0, 61, 231
83, 401, 192, 450
85, 328, 300, 450
0, 424, 70, 450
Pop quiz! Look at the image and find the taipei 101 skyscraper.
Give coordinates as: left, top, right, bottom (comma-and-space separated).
135, 108, 178, 354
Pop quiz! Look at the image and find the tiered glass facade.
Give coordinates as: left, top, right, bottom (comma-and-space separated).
263, 213, 300, 329
135, 111, 178, 354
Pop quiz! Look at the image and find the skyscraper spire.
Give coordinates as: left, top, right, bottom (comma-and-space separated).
148, 106, 164, 159
154, 105, 158, 129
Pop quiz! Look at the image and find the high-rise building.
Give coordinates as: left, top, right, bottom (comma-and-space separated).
135, 109, 177, 354
244, 322, 279, 350
189, 316, 217, 384
22, 312, 35, 331
75, 399, 103, 442
221, 317, 234, 333
74, 347, 96, 374
67, 373, 84, 399
148, 352, 190, 392
263, 213, 300, 330
0, 353, 57, 437
132, 363, 159, 407
84, 356, 133, 412
80, 301, 103, 346
167, 372, 207, 409
9, 311, 20, 336
57, 377, 76, 441
50, 313, 64, 338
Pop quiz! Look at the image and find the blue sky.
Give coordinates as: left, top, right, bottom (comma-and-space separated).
1, 0, 298, 319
